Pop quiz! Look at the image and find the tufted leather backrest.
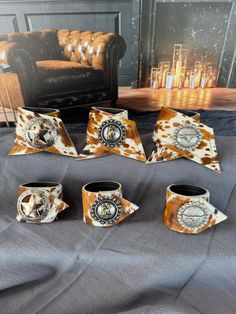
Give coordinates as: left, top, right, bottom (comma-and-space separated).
7, 30, 64, 61
3, 29, 125, 72
57, 29, 118, 71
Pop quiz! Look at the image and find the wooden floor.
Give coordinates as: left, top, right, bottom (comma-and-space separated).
118, 87, 236, 111
1, 86, 236, 124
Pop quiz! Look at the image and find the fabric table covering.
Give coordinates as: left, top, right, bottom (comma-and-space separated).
0, 129, 236, 314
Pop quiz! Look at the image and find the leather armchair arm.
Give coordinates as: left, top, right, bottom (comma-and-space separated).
92, 33, 126, 101
0, 41, 39, 106
91, 33, 126, 101
90, 33, 126, 72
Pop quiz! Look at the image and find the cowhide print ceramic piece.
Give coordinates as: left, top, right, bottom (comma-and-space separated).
8, 107, 78, 158
164, 184, 227, 234
82, 181, 139, 227
16, 182, 69, 223
148, 110, 200, 163
77, 107, 146, 162
146, 107, 221, 173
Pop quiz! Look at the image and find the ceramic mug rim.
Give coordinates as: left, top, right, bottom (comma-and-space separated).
22, 107, 60, 115
20, 182, 61, 189
168, 184, 209, 197
83, 180, 122, 193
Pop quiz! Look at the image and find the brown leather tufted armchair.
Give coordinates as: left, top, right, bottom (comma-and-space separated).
0, 29, 126, 111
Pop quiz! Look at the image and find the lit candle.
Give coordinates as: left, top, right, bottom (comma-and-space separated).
161, 68, 167, 87
166, 72, 174, 89
178, 72, 185, 89
193, 62, 202, 87
206, 67, 213, 88
160, 63, 169, 88
153, 81, 158, 89
190, 72, 196, 89
200, 73, 207, 88
172, 44, 183, 87
150, 45, 217, 90
150, 68, 158, 89
174, 57, 182, 87
184, 69, 191, 88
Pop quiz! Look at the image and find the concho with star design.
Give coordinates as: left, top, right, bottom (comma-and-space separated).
173, 123, 202, 151
177, 201, 210, 231
24, 117, 57, 149
98, 119, 126, 148
90, 196, 122, 225
17, 190, 50, 223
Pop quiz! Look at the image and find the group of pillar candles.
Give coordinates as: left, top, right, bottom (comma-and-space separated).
150, 44, 218, 90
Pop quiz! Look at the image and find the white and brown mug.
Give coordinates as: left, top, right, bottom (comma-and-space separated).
164, 184, 227, 234
78, 107, 146, 162
16, 182, 69, 223
82, 181, 139, 227
9, 107, 78, 158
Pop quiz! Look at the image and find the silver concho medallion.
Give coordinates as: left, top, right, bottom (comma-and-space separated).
173, 123, 202, 151
177, 201, 210, 231
24, 117, 57, 149
17, 190, 50, 223
98, 119, 126, 148
90, 196, 122, 225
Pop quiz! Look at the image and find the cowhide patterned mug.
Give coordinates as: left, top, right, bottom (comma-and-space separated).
147, 107, 221, 173
16, 182, 69, 223
82, 181, 139, 227
77, 107, 146, 162
164, 184, 227, 234
8, 106, 78, 158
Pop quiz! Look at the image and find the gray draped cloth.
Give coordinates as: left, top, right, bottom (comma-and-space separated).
0, 129, 236, 314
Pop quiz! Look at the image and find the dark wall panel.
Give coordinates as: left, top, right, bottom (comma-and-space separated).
0, 14, 18, 33
25, 12, 120, 33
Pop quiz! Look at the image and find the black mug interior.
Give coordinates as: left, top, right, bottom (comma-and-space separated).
22, 182, 59, 188
174, 108, 198, 117
84, 181, 120, 192
96, 107, 126, 114
23, 107, 60, 115
170, 184, 207, 196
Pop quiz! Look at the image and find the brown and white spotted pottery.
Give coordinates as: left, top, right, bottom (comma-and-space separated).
8, 107, 78, 158
147, 107, 221, 173
77, 107, 146, 162
82, 181, 139, 227
16, 182, 69, 223
164, 184, 227, 234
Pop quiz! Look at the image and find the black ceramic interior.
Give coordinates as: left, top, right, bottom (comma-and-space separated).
175, 108, 197, 117
22, 182, 59, 188
23, 107, 59, 114
170, 184, 207, 196
96, 107, 125, 114
85, 181, 120, 192
156, 108, 197, 117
